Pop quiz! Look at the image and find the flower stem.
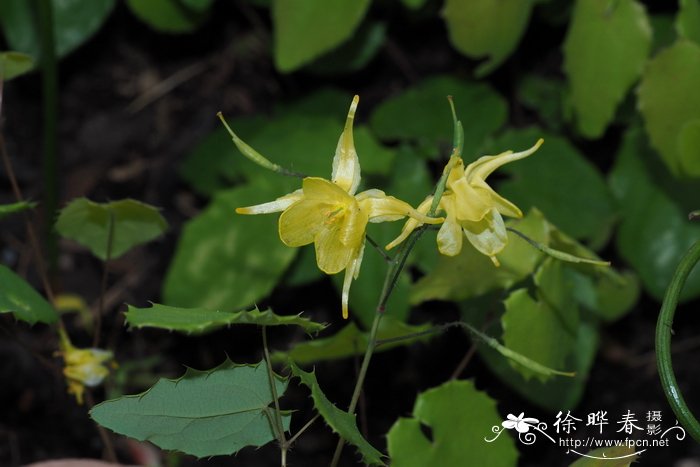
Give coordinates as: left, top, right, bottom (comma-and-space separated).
262, 326, 287, 465
655, 239, 700, 443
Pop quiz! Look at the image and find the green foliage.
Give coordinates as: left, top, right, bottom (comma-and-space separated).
569, 446, 638, 466
290, 363, 385, 466
0, 0, 114, 58
488, 128, 615, 245
609, 127, 700, 301
126, 304, 327, 335
517, 74, 567, 131
442, 0, 534, 77
563, 0, 651, 138
369, 75, 507, 159
272, 318, 434, 365
272, 0, 371, 72
387, 380, 517, 467
0, 200, 36, 219
125, 0, 208, 33
0, 52, 34, 80
309, 22, 386, 74
55, 198, 168, 261
91, 360, 289, 458
163, 185, 297, 309
638, 39, 700, 176
0, 265, 57, 325
677, 0, 700, 45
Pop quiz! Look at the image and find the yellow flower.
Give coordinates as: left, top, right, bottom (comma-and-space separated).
387, 139, 544, 266
57, 329, 112, 404
236, 96, 442, 318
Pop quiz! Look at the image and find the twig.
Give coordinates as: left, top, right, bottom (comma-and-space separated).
126, 61, 208, 113
94, 212, 115, 347
450, 343, 478, 380
85, 391, 118, 463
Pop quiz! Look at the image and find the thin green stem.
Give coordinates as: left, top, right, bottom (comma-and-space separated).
287, 413, 320, 447
262, 327, 287, 465
655, 239, 700, 443
94, 212, 114, 348
366, 235, 393, 263
35, 0, 59, 274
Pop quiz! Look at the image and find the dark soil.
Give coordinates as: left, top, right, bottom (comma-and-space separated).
1, 2, 699, 466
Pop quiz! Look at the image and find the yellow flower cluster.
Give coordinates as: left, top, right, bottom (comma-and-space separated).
58, 329, 112, 404
235, 96, 542, 318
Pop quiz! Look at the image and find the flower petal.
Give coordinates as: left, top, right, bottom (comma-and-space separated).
236, 189, 303, 215
357, 190, 443, 224
470, 178, 522, 218
315, 222, 355, 274
278, 199, 327, 247
449, 177, 492, 222
339, 199, 368, 247
465, 138, 543, 183
462, 208, 508, 263
303, 177, 353, 204
340, 241, 365, 319
385, 196, 433, 250
437, 215, 463, 257
331, 96, 361, 195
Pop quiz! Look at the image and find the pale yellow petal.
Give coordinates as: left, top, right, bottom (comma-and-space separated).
236, 189, 303, 215
470, 178, 522, 218
340, 241, 365, 319
385, 196, 433, 250
465, 139, 543, 183
315, 223, 355, 274
357, 190, 443, 225
278, 199, 326, 247
449, 177, 492, 222
331, 96, 361, 195
303, 177, 353, 204
437, 214, 463, 256
338, 200, 369, 247
462, 208, 508, 260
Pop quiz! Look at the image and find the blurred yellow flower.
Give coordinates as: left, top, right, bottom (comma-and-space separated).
58, 329, 112, 404
236, 96, 442, 318
387, 139, 544, 266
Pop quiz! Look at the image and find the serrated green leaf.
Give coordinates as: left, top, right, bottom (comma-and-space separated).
272, 0, 371, 72
272, 317, 434, 365
442, 0, 533, 77
638, 39, 700, 176
163, 185, 297, 310
609, 126, 700, 301
55, 198, 167, 261
0, 265, 57, 325
91, 360, 289, 458
387, 380, 517, 467
369, 75, 507, 160
563, 0, 651, 138
0, 200, 36, 219
466, 300, 599, 410
0, 51, 33, 80
126, 0, 205, 33
126, 304, 327, 335
289, 362, 384, 466
678, 0, 700, 45
411, 209, 547, 303
488, 127, 615, 245
502, 285, 577, 381
569, 445, 638, 466
0, 0, 114, 58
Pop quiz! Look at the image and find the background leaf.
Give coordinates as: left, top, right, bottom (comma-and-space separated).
163, 185, 297, 310
609, 126, 700, 300
55, 198, 168, 261
126, 304, 327, 335
126, 0, 206, 33
638, 39, 700, 176
272, 0, 372, 72
369, 75, 507, 159
677, 0, 700, 45
442, 0, 534, 77
387, 380, 517, 467
488, 128, 615, 246
91, 360, 289, 458
569, 445, 638, 466
563, 0, 651, 138
0, 265, 57, 325
290, 363, 385, 466
0, 0, 115, 58
0, 51, 34, 80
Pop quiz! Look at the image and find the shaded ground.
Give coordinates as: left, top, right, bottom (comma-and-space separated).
0, 2, 699, 466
